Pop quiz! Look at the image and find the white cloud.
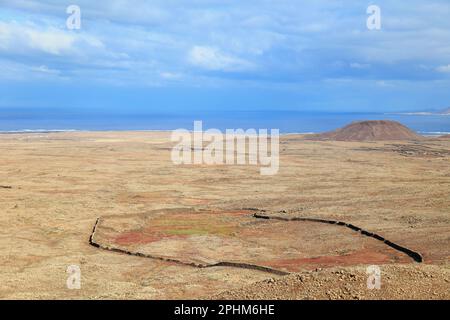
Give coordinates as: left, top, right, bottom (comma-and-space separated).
436, 64, 450, 73
160, 72, 182, 80
0, 59, 65, 81
188, 46, 254, 72
0, 21, 103, 56
376, 80, 393, 87
31, 65, 60, 75
350, 62, 370, 69
25, 27, 76, 55
2, 0, 450, 86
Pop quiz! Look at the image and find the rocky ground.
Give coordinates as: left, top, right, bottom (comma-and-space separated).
213, 264, 450, 300
0, 131, 448, 299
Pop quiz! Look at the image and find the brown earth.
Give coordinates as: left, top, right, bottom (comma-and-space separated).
213, 264, 450, 300
306, 120, 423, 141
0, 131, 449, 299
90, 209, 413, 274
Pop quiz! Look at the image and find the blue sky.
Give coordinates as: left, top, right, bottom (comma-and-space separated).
1, 0, 450, 113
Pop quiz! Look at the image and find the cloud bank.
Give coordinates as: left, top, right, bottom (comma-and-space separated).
1, 0, 450, 111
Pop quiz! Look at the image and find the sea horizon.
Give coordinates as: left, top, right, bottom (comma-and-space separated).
1, 110, 449, 136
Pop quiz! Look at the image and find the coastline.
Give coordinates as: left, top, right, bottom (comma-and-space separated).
1, 128, 449, 137
1, 111, 449, 136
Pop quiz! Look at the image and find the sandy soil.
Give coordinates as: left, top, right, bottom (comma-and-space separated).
0, 131, 449, 299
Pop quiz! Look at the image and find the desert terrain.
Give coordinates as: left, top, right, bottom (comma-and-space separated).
0, 129, 449, 299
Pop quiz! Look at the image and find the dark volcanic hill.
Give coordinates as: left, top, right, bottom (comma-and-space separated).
307, 120, 423, 141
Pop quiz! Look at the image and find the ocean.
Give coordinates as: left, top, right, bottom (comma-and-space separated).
0, 109, 449, 136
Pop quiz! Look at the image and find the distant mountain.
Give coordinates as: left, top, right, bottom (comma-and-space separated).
439, 108, 450, 115
306, 120, 423, 141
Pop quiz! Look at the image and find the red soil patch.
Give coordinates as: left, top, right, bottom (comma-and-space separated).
261, 248, 411, 272
112, 210, 249, 246
93, 209, 420, 274
114, 231, 164, 245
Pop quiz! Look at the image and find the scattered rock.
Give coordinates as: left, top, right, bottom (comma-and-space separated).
211, 264, 450, 300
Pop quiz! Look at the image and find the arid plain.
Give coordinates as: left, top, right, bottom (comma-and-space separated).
0, 131, 449, 299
